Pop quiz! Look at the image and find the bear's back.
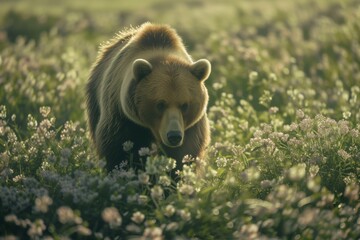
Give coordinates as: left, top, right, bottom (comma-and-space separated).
132, 23, 184, 50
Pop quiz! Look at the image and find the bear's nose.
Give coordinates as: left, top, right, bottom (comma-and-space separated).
167, 131, 182, 146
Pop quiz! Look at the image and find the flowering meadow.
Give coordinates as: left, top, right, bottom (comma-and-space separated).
1, 0, 360, 239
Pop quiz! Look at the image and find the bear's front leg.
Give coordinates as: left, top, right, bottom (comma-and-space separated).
96, 116, 153, 171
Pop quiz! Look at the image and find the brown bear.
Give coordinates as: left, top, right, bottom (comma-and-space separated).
86, 23, 211, 171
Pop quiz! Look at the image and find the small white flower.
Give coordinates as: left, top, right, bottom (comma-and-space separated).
101, 207, 122, 228
338, 149, 351, 160
122, 141, 134, 152
296, 109, 305, 119
269, 73, 277, 81
138, 172, 150, 184
178, 209, 191, 221
350, 129, 359, 138
215, 157, 228, 168
76, 225, 92, 236
289, 123, 298, 131
164, 205, 175, 217
12, 174, 25, 183
35, 196, 53, 213
182, 155, 195, 163
57, 206, 82, 224
138, 147, 150, 156
138, 195, 149, 205
159, 175, 171, 187
309, 165, 320, 178
166, 222, 179, 231
269, 107, 279, 114
27, 219, 46, 238
344, 183, 359, 201
131, 211, 145, 224
342, 111, 351, 119
143, 227, 163, 239
39, 106, 51, 118
288, 163, 306, 181
0, 105, 6, 119
179, 184, 194, 196
249, 71, 258, 81
299, 118, 312, 132
338, 120, 349, 135
151, 185, 164, 200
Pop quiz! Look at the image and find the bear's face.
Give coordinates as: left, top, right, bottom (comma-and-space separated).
132, 58, 211, 148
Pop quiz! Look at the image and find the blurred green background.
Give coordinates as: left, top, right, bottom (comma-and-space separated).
2, 0, 358, 125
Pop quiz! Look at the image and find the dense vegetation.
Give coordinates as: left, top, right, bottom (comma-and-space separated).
1, 0, 359, 239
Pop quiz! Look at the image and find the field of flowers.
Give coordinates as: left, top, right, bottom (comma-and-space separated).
1, 0, 360, 239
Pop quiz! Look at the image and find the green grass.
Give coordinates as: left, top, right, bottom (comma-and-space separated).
0, 0, 360, 239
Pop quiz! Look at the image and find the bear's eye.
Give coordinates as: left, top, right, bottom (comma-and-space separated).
156, 101, 167, 112
180, 103, 189, 113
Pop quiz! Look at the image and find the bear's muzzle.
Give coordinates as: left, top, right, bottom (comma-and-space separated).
160, 108, 184, 147
167, 130, 183, 146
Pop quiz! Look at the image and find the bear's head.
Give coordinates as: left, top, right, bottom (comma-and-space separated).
131, 56, 211, 148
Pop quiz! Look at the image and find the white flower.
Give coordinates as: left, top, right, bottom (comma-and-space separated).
122, 141, 134, 152
350, 129, 359, 138
342, 111, 351, 119
39, 106, 51, 118
27, 114, 38, 130
151, 185, 164, 200
164, 205, 175, 217
35, 196, 53, 213
76, 225, 92, 236
138, 172, 150, 184
101, 207, 122, 228
344, 183, 359, 201
269, 73, 277, 81
138, 195, 149, 205
337, 149, 351, 160
12, 174, 25, 183
131, 211, 145, 224
309, 165, 319, 178
296, 109, 305, 119
178, 209, 191, 221
159, 175, 171, 187
166, 222, 179, 231
289, 123, 298, 131
179, 184, 194, 196
338, 120, 349, 135
299, 118, 312, 132
57, 206, 82, 224
249, 71, 258, 81
288, 163, 306, 181
182, 155, 195, 163
215, 157, 228, 168
27, 219, 46, 238
143, 227, 163, 239
138, 147, 150, 156
269, 107, 279, 114
0, 105, 6, 119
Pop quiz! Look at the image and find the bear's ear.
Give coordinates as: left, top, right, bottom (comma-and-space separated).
190, 59, 211, 82
133, 59, 152, 80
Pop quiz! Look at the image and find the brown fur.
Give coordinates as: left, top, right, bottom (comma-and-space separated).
86, 23, 211, 171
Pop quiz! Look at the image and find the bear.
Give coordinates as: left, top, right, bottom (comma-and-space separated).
86, 22, 211, 172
